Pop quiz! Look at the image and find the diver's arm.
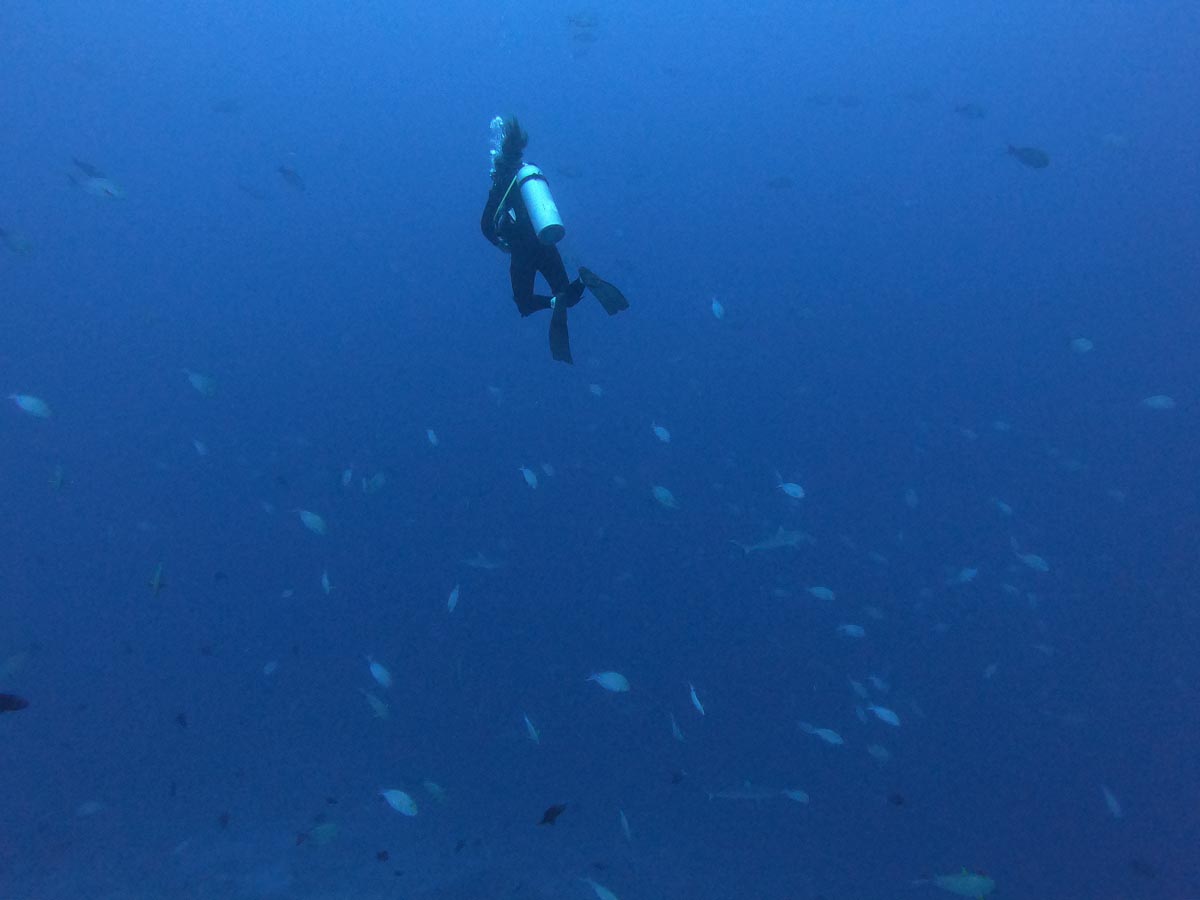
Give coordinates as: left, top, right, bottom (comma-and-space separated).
481, 184, 504, 246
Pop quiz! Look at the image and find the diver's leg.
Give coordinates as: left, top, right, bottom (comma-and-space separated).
539, 246, 575, 363
541, 246, 584, 308
548, 300, 573, 364
510, 252, 550, 317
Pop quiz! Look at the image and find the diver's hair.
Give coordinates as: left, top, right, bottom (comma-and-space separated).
501, 116, 529, 158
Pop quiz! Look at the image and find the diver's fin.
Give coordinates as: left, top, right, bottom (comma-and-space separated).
578, 267, 629, 316
548, 303, 573, 364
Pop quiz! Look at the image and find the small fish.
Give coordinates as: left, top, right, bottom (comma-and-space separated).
278, 164, 306, 191
925, 869, 995, 897
70, 158, 124, 198
651, 422, 671, 443
778, 480, 805, 499
298, 509, 328, 535
8, 393, 51, 418
183, 369, 216, 396
360, 471, 388, 494
1141, 394, 1176, 410
953, 102, 986, 119
518, 466, 538, 489
321, 568, 332, 596
1100, 784, 1123, 819
360, 689, 389, 719
948, 566, 979, 585
1007, 144, 1050, 169
523, 713, 540, 743
711, 297, 725, 319
588, 671, 630, 692
447, 583, 460, 613
581, 877, 619, 900
867, 743, 891, 764
1009, 537, 1049, 572
782, 788, 810, 803
808, 586, 835, 601
538, 803, 567, 825
618, 808, 632, 842
651, 485, 678, 509
380, 789, 417, 816
426, 428, 439, 447
462, 551, 504, 570
688, 682, 705, 716
148, 563, 167, 596
867, 704, 901, 726
836, 623, 865, 638
1070, 337, 1094, 354
798, 721, 844, 745
367, 657, 392, 688
669, 711, 685, 742
732, 526, 812, 554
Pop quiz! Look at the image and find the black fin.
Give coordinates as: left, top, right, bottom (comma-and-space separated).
578, 267, 629, 316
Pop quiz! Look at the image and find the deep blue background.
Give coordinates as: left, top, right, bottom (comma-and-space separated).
2, 2, 1197, 897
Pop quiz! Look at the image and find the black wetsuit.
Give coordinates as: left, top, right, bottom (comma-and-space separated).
481, 166, 577, 318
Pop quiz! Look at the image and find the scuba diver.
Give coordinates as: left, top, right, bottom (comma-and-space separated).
481, 116, 628, 364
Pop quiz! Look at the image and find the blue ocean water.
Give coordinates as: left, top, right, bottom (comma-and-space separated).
2, 1, 1197, 897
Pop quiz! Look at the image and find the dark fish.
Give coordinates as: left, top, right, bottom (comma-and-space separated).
538, 803, 567, 825
72, 157, 105, 178
278, 165, 305, 191
578, 267, 629, 316
237, 182, 268, 201
1129, 858, 1157, 879
174, 711, 189, 729
376, 850, 389, 862
0, 693, 29, 713
887, 791, 906, 807
211, 98, 242, 115
217, 811, 231, 829
1007, 145, 1050, 169
954, 103, 986, 119
766, 175, 793, 190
